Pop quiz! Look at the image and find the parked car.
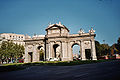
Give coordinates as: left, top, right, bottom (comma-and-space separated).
49, 58, 59, 61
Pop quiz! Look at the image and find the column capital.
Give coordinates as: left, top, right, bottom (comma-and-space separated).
90, 39, 95, 42
25, 44, 28, 47
80, 40, 84, 42
61, 41, 67, 43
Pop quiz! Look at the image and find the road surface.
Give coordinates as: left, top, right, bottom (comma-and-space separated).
0, 60, 120, 80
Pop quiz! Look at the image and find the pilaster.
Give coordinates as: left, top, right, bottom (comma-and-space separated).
61, 41, 68, 61
91, 39, 97, 60
50, 42, 54, 58
24, 45, 29, 63
33, 44, 39, 62
81, 40, 86, 60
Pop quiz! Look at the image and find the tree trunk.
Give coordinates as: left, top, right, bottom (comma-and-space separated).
0, 59, 2, 64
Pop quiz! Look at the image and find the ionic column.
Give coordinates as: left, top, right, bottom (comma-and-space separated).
33, 44, 39, 62
91, 39, 97, 60
45, 43, 49, 60
24, 45, 29, 63
79, 41, 82, 60
81, 40, 86, 60
68, 42, 73, 61
61, 41, 68, 61
48, 43, 50, 59
60, 41, 62, 59
61, 42, 64, 58
50, 42, 54, 58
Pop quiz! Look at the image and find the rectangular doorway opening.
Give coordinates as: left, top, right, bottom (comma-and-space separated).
28, 52, 33, 62
85, 49, 92, 60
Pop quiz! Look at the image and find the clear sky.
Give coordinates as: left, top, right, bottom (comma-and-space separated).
0, 0, 120, 50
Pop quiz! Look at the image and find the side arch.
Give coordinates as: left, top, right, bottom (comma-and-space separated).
37, 45, 45, 61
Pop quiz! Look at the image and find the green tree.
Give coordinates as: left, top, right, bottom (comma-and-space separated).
117, 37, 120, 44
0, 41, 10, 63
100, 44, 110, 55
116, 37, 120, 53
111, 37, 120, 55
0, 41, 24, 64
95, 41, 101, 57
95, 41, 110, 58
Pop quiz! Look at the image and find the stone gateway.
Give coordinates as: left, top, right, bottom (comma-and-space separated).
24, 22, 97, 63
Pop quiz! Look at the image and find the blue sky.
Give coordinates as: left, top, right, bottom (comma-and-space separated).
0, 0, 120, 54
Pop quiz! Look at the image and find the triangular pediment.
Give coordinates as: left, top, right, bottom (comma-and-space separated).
47, 24, 61, 29
46, 23, 69, 32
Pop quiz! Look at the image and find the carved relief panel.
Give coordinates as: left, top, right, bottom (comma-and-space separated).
27, 45, 34, 52
83, 41, 91, 49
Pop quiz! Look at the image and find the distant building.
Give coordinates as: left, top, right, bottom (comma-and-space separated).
0, 33, 25, 46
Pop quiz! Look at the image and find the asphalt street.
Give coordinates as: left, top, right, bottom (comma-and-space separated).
0, 60, 120, 80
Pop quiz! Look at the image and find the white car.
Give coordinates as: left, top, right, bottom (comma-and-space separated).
49, 58, 59, 61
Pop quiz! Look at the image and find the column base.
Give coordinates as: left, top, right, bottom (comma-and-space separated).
92, 58, 97, 60
68, 58, 73, 61
92, 56, 97, 60
24, 59, 29, 63
81, 58, 86, 60
33, 59, 40, 62
32, 60, 37, 62
62, 57, 69, 61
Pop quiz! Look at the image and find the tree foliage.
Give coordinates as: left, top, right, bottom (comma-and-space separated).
95, 41, 110, 57
111, 37, 120, 55
0, 41, 24, 63
117, 37, 120, 53
95, 37, 120, 59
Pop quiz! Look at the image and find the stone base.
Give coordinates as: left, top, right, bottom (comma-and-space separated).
32, 60, 38, 62
24, 59, 29, 63
81, 58, 86, 60
62, 57, 69, 61
92, 56, 97, 60
68, 58, 73, 61
92, 58, 97, 60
